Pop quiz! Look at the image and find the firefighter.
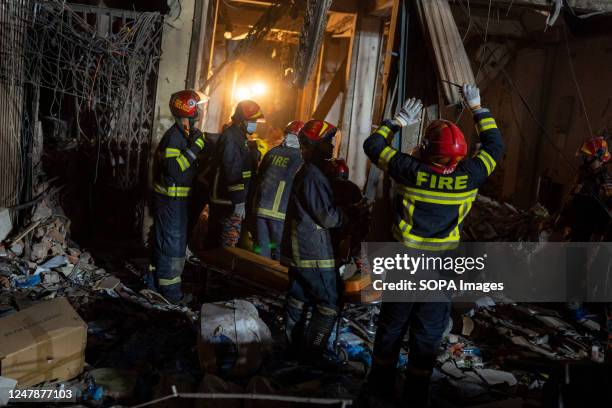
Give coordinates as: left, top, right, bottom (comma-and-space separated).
251, 121, 305, 259
207, 100, 263, 248
150, 89, 209, 303
361, 84, 504, 406
559, 135, 612, 242
281, 120, 351, 364
557, 135, 612, 358
324, 158, 369, 267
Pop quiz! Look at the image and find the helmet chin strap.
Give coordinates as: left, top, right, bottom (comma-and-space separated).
175, 117, 198, 137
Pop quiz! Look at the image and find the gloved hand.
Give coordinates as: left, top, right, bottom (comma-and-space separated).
233, 202, 246, 220
190, 128, 206, 150
393, 98, 423, 128
462, 84, 481, 111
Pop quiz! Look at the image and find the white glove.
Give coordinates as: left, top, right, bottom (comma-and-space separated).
462, 84, 481, 111
393, 98, 423, 128
233, 202, 246, 219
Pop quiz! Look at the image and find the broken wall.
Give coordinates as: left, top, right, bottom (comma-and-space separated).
455, 25, 612, 211
537, 31, 612, 211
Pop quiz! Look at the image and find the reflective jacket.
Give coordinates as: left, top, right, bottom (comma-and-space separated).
153, 124, 206, 199
363, 109, 505, 251
252, 145, 303, 221
209, 123, 256, 206
281, 162, 346, 270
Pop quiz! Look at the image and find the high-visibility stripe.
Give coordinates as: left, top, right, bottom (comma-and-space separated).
242, 171, 252, 179
476, 149, 497, 176
398, 185, 478, 205
176, 155, 190, 171
211, 172, 232, 205
272, 181, 285, 212
286, 221, 336, 269
228, 184, 245, 192
257, 181, 286, 220
477, 117, 497, 133
376, 125, 393, 141
257, 208, 285, 220
195, 137, 205, 149
154, 184, 191, 197
185, 149, 197, 161
378, 146, 398, 171
159, 276, 181, 286
392, 227, 460, 251
165, 148, 180, 158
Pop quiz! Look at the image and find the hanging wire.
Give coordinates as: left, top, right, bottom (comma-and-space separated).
561, 24, 594, 137
453, 0, 578, 171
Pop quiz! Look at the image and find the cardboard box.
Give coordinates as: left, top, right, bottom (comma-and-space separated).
0, 297, 87, 386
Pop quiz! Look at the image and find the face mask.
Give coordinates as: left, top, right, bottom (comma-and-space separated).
246, 121, 257, 134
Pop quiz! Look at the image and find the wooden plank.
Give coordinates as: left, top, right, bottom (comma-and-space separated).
472, 0, 612, 12
187, 0, 213, 89
312, 56, 348, 120
379, 0, 400, 117
416, 0, 475, 106
344, 15, 383, 188
369, 0, 394, 16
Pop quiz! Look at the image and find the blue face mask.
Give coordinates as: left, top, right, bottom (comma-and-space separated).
246, 122, 257, 134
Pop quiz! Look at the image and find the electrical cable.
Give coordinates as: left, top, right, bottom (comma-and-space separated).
453, 0, 578, 171
561, 24, 593, 138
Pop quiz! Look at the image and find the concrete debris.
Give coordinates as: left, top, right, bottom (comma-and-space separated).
463, 195, 552, 242
89, 368, 136, 400
0, 376, 18, 406
31, 200, 53, 222
9, 241, 24, 256
0, 208, 12, 242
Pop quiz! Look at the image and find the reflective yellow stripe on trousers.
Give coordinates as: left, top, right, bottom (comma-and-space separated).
256, 180, 286, 220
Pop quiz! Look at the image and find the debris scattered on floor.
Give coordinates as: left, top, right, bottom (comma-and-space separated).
0, 194, 608, 407
463, 195, 552, 242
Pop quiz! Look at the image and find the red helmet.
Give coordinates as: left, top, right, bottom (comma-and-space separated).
421, 120, 467, 174
169, 90, 208, 119
325, 158, 349, 180
299, 120, 337, 145
578, 136, 610, 163
232, 100, 264, 122
284, 120, 305, 136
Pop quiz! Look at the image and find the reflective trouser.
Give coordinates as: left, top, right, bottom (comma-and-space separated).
368, 301, 450, 405
152, 193, 188, 303
207, 204, 242, 248
254, 216, 284, 260
285, 267, 340, 357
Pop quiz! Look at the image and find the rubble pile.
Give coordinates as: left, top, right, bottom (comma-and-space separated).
463, 195, 553, 242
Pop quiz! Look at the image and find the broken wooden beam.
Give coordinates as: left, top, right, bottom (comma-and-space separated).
416, 0, 476, 106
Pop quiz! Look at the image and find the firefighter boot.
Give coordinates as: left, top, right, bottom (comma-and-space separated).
284, 296, 308, 359
401, 366, 433, 408
302, 305, 341, 370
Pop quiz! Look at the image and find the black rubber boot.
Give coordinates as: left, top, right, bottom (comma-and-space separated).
301, 304, 341, 370
401, 366, 433, 408
284, 296, 308, 359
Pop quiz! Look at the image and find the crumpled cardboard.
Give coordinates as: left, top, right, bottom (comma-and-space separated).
0, 297, 87, 386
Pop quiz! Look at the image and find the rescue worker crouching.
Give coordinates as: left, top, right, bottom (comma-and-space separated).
149, 89, 209, 303
207, 100, 263, 248
361, 85, 505, 406
251, 121, 305, 259
281, 120, 349, 365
